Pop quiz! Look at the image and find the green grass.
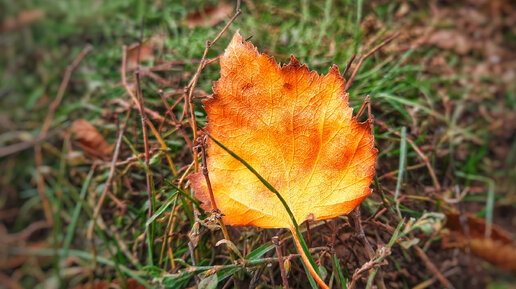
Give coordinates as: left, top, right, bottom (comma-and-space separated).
1, 0, 515, 288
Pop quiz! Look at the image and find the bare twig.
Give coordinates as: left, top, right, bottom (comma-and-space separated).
185, 1, 242, 173
348, 247, 391, 289
198, 136, 236, 262
305, 221, 312, 248
350, 206, 375, 258
376, 120, 441, 192
87, 108, 131, 267
41, 45, 93, 135
414, 246, 454, 289
345, 32, 399, 92
158, 90, 192, 150
35, 44, 93, 225
135, 71, 153, 219
0, 129, 58, 158
343, 53, 356, 77
272, 236, 290, 289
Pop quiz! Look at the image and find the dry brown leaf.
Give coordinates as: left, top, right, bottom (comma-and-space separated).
1, 10, 45, 32
443, 212, 516, 273
186, 2, 233, 29
426, 30, 472, 55
71, 119, 112, 159
189, 32, 377, 229
127, 41, 155, 69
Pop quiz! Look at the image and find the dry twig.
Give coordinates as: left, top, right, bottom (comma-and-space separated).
34, 44, 93, 225
345, 32, 400, 92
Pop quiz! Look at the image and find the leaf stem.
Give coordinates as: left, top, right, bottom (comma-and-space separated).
291, 227, 329, 289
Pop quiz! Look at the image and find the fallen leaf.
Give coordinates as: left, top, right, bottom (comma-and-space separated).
71, 119, 112, 159
442, 212, 516, 273
189, 32, 377, 229
127, 41, 155, 69
186, 2, 233, 29
426, 30, 471, 55
1, 10, 45, 32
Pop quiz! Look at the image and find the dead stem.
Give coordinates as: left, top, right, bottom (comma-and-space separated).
272, 236, 290, 289
348, 246, 391, 289
87, 108, 131, 268
414, 245, 454, 289
377, 120, 441, 193
34, 44, 93, 226
185, 1, 242, 173
198, 136, 236, 263
345, 32, 400, 92
158, 89, 193, 150
135, 71, 154, 218
351, 207, 375, 259
343, 53, 356, 77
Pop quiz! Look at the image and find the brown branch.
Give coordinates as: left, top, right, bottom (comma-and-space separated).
135, 71, 153, 221
343, 53, 356, 77
345, 32, 399, 92
376, 120, 441, 192
34, 44, 93, 225
185, 2, 242, 173
41, 44, 93, 136
350, 206, 375, 259
414, 245, 454, 289
158, 90, 192, 150
0, 129, 59, 158
348, 246, 391, 289
272, 236, 290, 289
87, 108, 131, 267
198, 135, 236, 262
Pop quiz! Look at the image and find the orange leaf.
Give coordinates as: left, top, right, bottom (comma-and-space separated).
189, 32, 377, 229
443, 212, 516, 273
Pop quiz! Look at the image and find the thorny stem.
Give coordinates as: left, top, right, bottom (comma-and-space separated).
351, 206, 374, 259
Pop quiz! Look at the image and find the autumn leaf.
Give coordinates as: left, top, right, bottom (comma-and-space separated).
443, 212, 516, 273
71, 119, 112, 159
186, 2, 233, 29
189, 31, 377, 230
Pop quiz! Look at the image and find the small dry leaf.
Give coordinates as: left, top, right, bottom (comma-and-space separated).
1, 10, 45, 32
189, 32, 377, 229
71, 119, 112, 159
127, 41, 155, 69
443, 212, 516, 273
186, 2, 233, 29
427, 30, 471, 55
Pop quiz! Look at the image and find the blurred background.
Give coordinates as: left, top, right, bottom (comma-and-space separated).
1, 0, 515, 288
